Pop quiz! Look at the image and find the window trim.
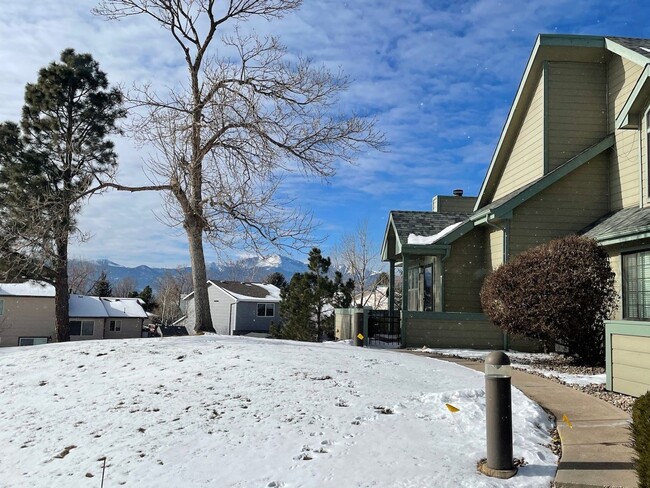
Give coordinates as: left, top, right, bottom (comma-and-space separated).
18, 337, 48, 346
69, 319, 95, 336
257, 303, 275, 317
622, 250, 650, 321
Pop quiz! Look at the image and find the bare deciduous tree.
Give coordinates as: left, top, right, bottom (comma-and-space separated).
68, 260, 100, 295
113, 276, 137, 298
332, 221, 383, 307
154, 267, 193, 324
93, 0, 384, 333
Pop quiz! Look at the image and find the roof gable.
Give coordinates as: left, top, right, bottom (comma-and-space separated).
475, 34, 608, 210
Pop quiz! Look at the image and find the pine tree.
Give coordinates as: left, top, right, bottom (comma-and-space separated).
0, 49, 125, 342
91, 271, 113, 297
137, 285, 157, 312
263, 272, 288, 290
276, 248, 354, 342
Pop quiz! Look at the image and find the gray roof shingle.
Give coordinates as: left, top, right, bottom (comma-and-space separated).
214, 281, 275, 299
581, 207, 650, 239
607, 36, 650, 60
390, 210, 469, 245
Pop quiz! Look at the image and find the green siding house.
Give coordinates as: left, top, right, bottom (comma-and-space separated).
382, 34, 650, 370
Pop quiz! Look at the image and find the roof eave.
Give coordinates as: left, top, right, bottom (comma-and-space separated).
590, 226, 650, 246
605, 38, 650, 69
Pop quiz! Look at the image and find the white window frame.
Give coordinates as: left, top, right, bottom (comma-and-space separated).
257, 303, 275, 317
622, 250, 650, 321
18, 337, 48, 346
109, 319, 122, 332
69, 320, 95, 336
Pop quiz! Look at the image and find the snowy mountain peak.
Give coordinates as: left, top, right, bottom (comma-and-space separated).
257, 254, 282, 268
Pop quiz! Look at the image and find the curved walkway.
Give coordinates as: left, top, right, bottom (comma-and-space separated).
410, 352, 637, 488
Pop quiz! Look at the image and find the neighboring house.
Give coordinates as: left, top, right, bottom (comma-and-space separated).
0, 281, 148, 346
355, 286, 389, 310
0, 281, 56, 346
69, 295, 148, 342
381, 34, 650, 359
179, 281, 281, 335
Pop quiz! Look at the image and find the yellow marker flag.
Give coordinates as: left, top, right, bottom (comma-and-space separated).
562, 414, 573, 429
357, 333, 364, 340
445, 403, 460, 413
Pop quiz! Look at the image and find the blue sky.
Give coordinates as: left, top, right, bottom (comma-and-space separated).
1, 0, 649, 267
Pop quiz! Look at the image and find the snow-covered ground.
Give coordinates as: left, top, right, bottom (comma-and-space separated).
0, 337, 557, 487
416, 348, 606, 386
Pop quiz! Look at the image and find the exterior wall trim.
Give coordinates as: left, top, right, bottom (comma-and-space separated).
605, 320, 650, 392
615, 64, 650, 130
402, 311, 488, 321
605, 38, 650, 70
479, 135, 615, 222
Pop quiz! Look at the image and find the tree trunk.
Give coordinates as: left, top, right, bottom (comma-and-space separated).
186, 222, 215, 333
54, 237, 70, 342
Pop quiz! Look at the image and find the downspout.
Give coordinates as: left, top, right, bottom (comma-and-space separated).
229, 302, 236, 335
639, 125, 644, 208
485, 217, 511, 350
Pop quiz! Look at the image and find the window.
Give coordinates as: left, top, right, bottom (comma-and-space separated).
623, 251, 650, 320
0, 299, 4, 316
423, 264, 434, 312
18, 337, 48, 346
408, 266, 419, 311
69, 320, 95, 336
257, 303, 275, 317
109, 320, 122, 332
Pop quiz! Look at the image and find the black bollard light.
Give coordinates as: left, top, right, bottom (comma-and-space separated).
480, 351, 517, 479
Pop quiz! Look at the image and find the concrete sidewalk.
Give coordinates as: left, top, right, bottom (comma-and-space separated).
411, 353, 638, 488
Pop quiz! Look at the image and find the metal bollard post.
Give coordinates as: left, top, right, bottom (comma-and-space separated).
480, 351, 518, 479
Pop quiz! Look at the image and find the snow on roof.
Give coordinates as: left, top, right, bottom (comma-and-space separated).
69, 296, 108, 317
0, 281, 55, 297
101, 298, 148, 318
69, 295, 147, 318
407, 220, 466, 245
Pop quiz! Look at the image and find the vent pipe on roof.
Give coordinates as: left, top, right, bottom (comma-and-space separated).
453, 189, 464, 197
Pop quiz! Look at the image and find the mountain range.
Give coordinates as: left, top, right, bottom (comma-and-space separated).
83, 255, 309, 291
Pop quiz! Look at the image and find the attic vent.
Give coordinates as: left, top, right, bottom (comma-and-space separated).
453, 189, 464, 197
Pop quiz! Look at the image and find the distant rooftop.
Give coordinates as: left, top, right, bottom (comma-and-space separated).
0, 281, 55, 297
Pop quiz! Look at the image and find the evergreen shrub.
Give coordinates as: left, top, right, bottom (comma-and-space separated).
632, 392, 650, 488
480, 235, 617, 365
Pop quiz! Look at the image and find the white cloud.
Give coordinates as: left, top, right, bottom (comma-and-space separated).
1, 0, 645, 266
